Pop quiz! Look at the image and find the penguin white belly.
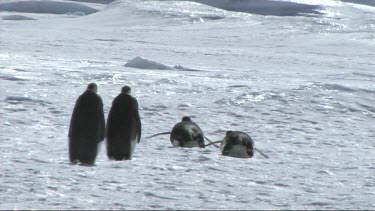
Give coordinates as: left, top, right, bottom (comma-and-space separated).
129, 138, 137, 159
172, 139, 180, 147
183, 141, 200, 148
172, 139, 199, 148
226, 145, 250, 158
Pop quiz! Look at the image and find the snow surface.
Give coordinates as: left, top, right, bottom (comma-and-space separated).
1, 0, 375, 209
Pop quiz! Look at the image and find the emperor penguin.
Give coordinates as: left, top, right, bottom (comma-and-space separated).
205, 131, 269, 158
220, 131, 254, 158
147, 116, 206, 148
170, 116, 205, 148
68, 83, 105, 165
106, 86, 142, 160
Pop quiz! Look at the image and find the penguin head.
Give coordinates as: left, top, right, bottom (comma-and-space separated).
87, 83, 98, 93
224, 132, 242, 145
122, 86, 131, 94
181, 116, 191, 122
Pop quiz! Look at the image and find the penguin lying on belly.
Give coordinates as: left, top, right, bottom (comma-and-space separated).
205, 131, 269, 159
147, 116, 208, 148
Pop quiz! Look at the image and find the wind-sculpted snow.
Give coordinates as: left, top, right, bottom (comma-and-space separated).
340, 0, 375, 7
5, 96, 49, 104
125, 56, 174, 70
119, 0, 232, 25
0, 0, 98, 15
66, 0, 116, 4
0, 74, 30, 81
2, 14, 36, 20
192, 0, 325, 16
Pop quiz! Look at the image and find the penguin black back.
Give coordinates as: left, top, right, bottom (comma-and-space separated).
68, 83, 105, 165
106, 86, 141, 160
170, 116, 205, 148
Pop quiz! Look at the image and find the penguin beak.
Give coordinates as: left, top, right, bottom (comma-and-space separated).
247, 149, 254, 157
222, 144, 231, 155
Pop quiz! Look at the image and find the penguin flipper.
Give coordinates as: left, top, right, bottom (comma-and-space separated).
146, 132, 171, 139
254, 148, 269, 158
204, 136, 220, 148
204, 140, 222, 147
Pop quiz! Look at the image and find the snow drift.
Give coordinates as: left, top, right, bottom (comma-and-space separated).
125, 57, 174, 70
192, 0, 324, 16
339, 0, 375, 7
2, 14, 36, 20
124, 57, 202, 71
0, 0, 98, 15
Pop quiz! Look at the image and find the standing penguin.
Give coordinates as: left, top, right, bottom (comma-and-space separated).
106, 86, 141, 160
68, 83, 105, 165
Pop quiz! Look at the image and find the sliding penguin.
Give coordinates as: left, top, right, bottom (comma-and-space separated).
68, 83, 105, 165
106, 86, 141, 160
204, 131, 268, 158
147, 116, 206, 148
220, 131, 254, 158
